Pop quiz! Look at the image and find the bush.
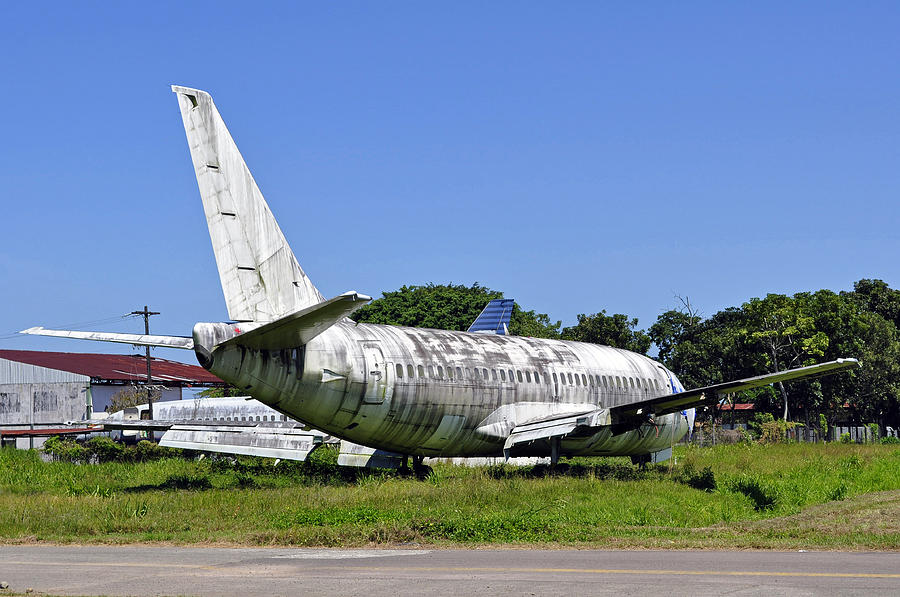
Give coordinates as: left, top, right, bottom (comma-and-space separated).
42, 436, 87, 463
748, 413, 775, 439
880, 436, 900, 445
840, 432, 852, 444
86, 436, 124, 463
866, 423, 880, 443
133, 440, 178, 461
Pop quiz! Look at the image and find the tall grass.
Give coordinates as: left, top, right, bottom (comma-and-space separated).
1, 443, 898, 548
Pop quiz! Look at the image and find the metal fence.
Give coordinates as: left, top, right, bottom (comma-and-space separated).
684, 424, 897, 446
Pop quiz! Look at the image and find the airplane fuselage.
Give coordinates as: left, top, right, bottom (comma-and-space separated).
196, 320, 691, 459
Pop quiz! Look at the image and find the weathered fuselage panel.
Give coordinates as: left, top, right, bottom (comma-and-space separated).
199, 320, 690, 459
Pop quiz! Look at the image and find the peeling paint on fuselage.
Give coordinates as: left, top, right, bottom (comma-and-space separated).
203, 321, 690, 458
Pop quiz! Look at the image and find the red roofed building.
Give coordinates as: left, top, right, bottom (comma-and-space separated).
0, 350, 225, 443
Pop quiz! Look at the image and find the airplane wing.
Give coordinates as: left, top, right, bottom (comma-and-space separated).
502, 358, 859, 456
19, 328, 194, 349
221, 290, 371, 350
81, 419, 331, 461
159, 424, 326, 460
609, 357, 860, 423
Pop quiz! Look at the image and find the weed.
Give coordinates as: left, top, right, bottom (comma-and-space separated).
680, 465, 717, 492
826, 483, 848, 502
728, 476, 778, 511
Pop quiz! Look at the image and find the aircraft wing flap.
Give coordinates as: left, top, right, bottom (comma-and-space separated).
223, 291, 372, 350
503, 408, 608, 455
612, 358, 860, 422
160, 424, 325, 461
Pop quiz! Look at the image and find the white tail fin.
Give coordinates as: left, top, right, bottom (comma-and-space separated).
172, 85, 324, 322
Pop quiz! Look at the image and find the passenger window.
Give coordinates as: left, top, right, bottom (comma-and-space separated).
516, 370, 523, 382
508, 369, 514, 381
472, 368, 479, 379
396, 363, 403, 378
654, 379, 660, 390
567, 373, 574, 385
418, 365, 425, 378
447, 367, 453, 379
437, 365, 444, 378
615, 376, 621, 387
582, 374, 587, 386
456, 367, 463, 378
552, 372, 558, 384
491, 369, 498, 381
574, 374, 580, 386
428, 365, 435, 377
629, 377, 635, 389
560, 373, 566, 385
500, 369, 507, 381
407, 364, 414, 378
525, 371, 532, 383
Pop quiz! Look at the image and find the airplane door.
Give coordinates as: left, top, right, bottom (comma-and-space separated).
361, 341, 392, 404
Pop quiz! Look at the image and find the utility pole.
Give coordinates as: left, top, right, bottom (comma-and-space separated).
131, 306, 160, 419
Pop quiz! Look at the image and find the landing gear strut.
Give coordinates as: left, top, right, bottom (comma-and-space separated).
412, 455, 432, 480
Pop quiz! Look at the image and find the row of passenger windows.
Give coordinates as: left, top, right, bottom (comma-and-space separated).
393, 362, 662, 391
194, 415, 289, 422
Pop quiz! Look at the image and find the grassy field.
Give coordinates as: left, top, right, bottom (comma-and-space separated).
1, 443, 898, 549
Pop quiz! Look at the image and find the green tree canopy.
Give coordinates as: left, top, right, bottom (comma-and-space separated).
350, 283, 561, 338
561, 311, 651, 354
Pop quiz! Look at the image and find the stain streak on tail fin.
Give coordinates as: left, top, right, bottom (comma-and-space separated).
172, 85, 324, 322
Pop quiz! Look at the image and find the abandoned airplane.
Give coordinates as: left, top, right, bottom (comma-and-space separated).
24, 86, 859, 471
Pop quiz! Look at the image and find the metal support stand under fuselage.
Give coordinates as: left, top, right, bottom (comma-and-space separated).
550, 436, 561, 467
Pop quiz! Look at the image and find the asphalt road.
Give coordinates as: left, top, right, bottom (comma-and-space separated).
1, 546, 898, 596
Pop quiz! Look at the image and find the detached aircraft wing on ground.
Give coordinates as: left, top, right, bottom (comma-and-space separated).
25, 85, 860, 470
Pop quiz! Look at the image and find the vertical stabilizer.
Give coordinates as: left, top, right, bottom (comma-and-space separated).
172, 85, 324, 322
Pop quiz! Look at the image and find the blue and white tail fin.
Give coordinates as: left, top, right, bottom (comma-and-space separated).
467, 299, 514, 335
172, 86, 324, 323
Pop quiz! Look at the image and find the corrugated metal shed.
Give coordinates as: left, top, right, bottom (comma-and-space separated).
0, 357, 90, 384
0, 350, 222, 387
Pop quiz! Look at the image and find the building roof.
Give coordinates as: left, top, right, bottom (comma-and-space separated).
717, 403, 756, 411
0, 350, 223, 387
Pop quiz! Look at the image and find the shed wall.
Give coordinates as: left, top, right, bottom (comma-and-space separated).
0, 382, 91, 425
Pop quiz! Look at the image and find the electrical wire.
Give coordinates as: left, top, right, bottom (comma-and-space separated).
0, 313, 137, 341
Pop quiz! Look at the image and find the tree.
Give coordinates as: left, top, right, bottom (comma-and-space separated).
845, 278, 900, 329
196, 385, 243, 398
741, 294, 828, 421
108, 386, 161, 413
560, 311, 651, 354
350, 282, 561, 337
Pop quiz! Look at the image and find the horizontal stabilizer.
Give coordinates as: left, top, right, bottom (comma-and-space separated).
222, 291, 371, 350
160, 424, 325, 461
612, 358, 861, 422
468, 298, 514, 335
20, 327, 194, 350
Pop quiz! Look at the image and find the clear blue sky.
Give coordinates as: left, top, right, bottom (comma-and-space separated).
2, 2, 898, 364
